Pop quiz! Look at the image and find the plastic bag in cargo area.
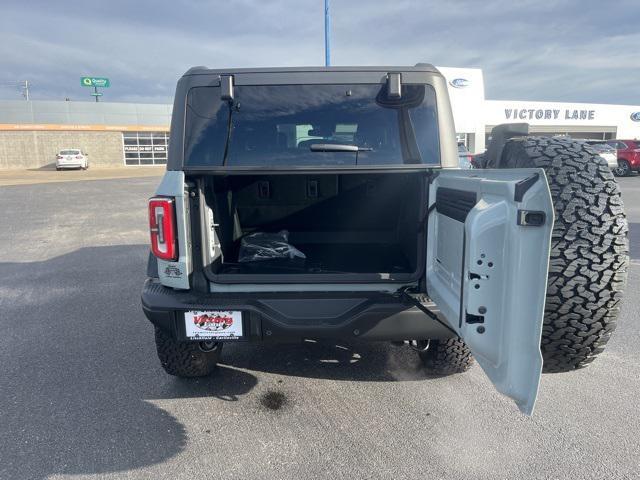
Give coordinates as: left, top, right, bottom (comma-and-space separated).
238, 230, 306, 263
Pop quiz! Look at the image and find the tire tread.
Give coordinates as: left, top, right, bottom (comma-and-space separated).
154, 327, 221, 377
501, 137, 629, 373
419, 338, 474, 375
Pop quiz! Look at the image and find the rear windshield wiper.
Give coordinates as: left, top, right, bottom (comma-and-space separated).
309, 144, 373, 165
309, 143, 372, 152
222, 101, 239, 166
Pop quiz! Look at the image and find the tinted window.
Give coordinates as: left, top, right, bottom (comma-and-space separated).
184, 84, 440, 167
60, 150, 80, 155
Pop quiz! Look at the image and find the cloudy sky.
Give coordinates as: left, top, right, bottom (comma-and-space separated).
1, 0, 638, 105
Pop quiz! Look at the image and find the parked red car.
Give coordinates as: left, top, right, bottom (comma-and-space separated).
607, 139, 640, 176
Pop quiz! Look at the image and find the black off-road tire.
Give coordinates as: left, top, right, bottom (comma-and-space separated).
616, 159, 631, 177
496, 137, 629, 373
154, 327, 222, 377
418, 338, 474, 375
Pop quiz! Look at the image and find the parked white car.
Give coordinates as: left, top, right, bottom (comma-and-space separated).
56, 149, 89, 170
585, 141, 618, 171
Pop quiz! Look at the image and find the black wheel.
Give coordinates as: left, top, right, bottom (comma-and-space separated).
154, 327, 222, 377
418, 338, 474, 375
494, 136, 629, 373
615, 159, 631, 177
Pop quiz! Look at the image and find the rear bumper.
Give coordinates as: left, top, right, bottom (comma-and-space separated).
141, 279, 454, 342
56, 163, 83, 169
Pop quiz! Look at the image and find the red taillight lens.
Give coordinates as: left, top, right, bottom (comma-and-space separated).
75, 155, 82, 159
148, 197, 177, 261
56, 155, 62, 159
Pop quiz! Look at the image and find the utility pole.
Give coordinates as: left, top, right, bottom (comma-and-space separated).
0, 80, 30, 100
324, 0, 331, 66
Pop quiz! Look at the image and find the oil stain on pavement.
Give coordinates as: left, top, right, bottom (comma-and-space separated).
260, 390, 288, 411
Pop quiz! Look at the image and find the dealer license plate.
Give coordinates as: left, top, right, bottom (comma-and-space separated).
184, 310, 243, 340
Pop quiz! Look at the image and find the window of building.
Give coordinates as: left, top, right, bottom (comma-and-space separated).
484, 130, 615, 147
123, 132, 169, 166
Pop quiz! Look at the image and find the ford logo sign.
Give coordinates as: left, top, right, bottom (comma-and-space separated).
450, 78, 470, 88
631, 112, 640, 122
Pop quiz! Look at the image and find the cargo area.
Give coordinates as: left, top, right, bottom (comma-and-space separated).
200, 172, 427, 283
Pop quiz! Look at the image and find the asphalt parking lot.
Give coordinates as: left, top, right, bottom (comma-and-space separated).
0, 173, 639, 480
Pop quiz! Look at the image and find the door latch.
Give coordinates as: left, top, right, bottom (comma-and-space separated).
517, 210, 546, 226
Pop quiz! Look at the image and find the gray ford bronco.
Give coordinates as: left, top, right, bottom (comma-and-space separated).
142, 65, 628, 414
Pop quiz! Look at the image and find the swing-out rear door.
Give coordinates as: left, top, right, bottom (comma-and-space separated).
426, 168, 554, 414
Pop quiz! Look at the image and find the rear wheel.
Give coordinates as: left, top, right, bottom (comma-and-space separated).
418, 338, 474, 375
495, 137, 628, 372
615, 159, 631, 177
154, 327, 222, 377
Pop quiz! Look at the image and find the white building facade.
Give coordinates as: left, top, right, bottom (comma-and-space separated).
437, 66, 640, 154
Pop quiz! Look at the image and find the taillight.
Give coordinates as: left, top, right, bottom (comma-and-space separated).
75, 155, 82, 159
56, 155, 62, 159
148, 197, 177, 261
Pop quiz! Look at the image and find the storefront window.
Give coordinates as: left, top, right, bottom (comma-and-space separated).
123, 132, 168, 166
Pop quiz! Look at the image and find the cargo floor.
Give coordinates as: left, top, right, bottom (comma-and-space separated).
218, 243, 412, 275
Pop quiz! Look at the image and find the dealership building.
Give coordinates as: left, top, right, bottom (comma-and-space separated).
0, 100, 171, 169
438, 66, 640, 154
0, 67, 639, 169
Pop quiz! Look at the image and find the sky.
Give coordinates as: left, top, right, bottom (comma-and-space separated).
0, 0, 638, 105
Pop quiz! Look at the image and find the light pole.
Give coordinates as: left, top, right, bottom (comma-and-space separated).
324, 0, 331, 66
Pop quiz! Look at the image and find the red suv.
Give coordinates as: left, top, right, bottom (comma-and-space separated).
608, 140, 640, 176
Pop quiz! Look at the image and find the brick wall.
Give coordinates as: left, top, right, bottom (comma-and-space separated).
0, 131, 124, 169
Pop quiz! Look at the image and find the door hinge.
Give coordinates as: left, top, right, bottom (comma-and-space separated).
397, 288, 459, 337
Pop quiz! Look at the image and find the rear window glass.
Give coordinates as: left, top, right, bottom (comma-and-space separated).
60, 150, 80, 155
184, 83, 440, 167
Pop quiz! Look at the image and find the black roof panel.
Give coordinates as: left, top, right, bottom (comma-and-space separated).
183, 64, 438, 77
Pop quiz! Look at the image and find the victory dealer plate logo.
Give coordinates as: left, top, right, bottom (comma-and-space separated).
184, 310, 243, 340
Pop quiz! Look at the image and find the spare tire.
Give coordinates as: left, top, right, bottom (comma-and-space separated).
488, 136, 629, 373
